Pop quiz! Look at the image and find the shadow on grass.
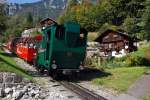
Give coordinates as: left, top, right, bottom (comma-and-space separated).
0, 52, 16, 57
61, 68, 112, 82
0, 56, 28, 75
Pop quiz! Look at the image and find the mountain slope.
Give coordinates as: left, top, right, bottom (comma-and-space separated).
7, 0, 98, 20
7, 0, 68, 19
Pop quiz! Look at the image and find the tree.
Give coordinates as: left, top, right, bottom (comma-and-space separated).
67, 0, 78, 7
59, 0, 146, 39
6, 14, 26, 37
0, 4, 6, 34
142, 0, 150, 40
25, 12, 33, 28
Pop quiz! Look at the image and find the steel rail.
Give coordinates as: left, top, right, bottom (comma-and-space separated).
60, 81, 107, 100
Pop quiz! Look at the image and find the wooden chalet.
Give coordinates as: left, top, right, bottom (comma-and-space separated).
95, 29, 139, 57
40, 18, 57, 27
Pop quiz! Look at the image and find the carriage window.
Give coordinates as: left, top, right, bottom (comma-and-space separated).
46, 30, 51, 60
55, 26, 65, 40
80, 34, 84, 38
46, 30, 51, 42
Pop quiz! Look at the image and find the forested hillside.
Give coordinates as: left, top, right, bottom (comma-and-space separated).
0, 0, 150, 41
0, 4, 6, 35
59, 0, 150, 40
0, 3, 34, 42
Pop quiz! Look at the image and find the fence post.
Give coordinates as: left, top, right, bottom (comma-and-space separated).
98, 57, 101, 66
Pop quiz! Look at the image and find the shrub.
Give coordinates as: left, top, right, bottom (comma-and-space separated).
144, 49, 150, 62
85, 58, 93, 66
124, 55, 150, 66
85, 42, 150, 68
0, 37, 7, 43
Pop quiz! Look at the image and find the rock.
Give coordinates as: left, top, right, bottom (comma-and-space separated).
35, 94, 40, 99
12, 91, 20, 98
27, 87, 32, 92
4, 88, 12, 94
17, 85, 22, 89
23, 78, 30, 83
28, 83, 32, 86
30, 90, 36, 97
0, 73, 3, 83
14, 75, 22, 83
12, 91, 23, 99
34, 90, 40, 94
5, 84, 14, 88
6, 94, 11, 99
0, 88, 5, 97
5, 77, 13, 83
12, 86, 16, 92
23, 86, 28, 92
22, 94, 29, 99
28, 97, 33, 100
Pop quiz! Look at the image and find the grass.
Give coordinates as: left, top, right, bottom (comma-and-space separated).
0, 50, 33, 81
92, 67, 149, 93
144, 93, 150, 100
88, 32, 99, 41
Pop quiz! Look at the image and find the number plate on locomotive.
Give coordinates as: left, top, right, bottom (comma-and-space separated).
67, 52, 72, 57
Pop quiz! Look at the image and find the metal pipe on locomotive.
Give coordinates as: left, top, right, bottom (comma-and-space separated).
6, 18, 88, 78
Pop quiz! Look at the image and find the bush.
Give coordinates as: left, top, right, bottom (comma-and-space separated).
0, 37, 7, 43
144, 49, 150, 62
124, 55, 150, 66
109, 43, 150, 67
85, 42, 150, 68
85, 58, 93, 66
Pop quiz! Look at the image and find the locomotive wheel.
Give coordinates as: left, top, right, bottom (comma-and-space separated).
52, 70, 59, 80
35, 65, 41, 72
39, 68, 45, 74
33, 58, 37, 67
73, 72, 81, 80
36, 67, 40, 72
72, 72, 77, 79
48, 70, 53, 76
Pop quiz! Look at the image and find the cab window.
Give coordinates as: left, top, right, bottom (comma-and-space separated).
55, 26, 65, 40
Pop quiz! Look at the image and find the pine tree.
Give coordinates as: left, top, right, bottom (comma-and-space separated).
26, 13, 33, 28
0, 4, 6, 34
143, 0, 150, 39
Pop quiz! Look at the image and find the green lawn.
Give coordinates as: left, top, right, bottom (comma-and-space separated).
92, 67, 149, 93
144, 93, 150, 100
0, 50, 32, 80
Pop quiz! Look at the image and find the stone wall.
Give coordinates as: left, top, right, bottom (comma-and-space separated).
0, 72, 30, 97
0, 72, 30, 89
0, 72, 49, 99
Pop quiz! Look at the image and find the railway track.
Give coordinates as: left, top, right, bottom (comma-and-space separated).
59, 81, 107, 100
2, 45, 107, 100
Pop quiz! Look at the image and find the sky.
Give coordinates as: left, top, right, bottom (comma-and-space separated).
8, 0, 41, 4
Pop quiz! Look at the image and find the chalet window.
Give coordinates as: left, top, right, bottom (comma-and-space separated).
133, 42, 137, 46
109, 44, 112, 48
113, 35, 118, 38
104, 36, 109, 39
125, 45, 128, 49
80, 34, 84, 38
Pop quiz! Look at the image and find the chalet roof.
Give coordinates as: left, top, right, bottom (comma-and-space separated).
95, 29, 139, 43
40, 18, 57, 27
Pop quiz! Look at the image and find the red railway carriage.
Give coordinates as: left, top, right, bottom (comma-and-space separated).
16, 37, 37, 62
7, 35, 42, 62
6, 38, 20, 52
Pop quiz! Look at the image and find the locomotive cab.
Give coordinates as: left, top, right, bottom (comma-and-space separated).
36, 22, 88, 76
